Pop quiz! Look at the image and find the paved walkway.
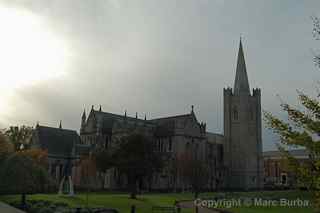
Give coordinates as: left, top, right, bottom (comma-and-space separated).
178, 201, 221, 213
0, 202, 25, 213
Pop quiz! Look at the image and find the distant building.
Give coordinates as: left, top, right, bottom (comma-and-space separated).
33, 40, 263, 191
263, 149, 308, 188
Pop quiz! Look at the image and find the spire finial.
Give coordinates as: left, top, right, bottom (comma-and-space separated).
144, 114, 147, 121
59, 120, 62, 129
191, 105, 194, 113
82, 108, 86, 119
99, 105, 102, 112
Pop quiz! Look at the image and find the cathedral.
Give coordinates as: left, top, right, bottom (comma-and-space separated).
31, 40, 263, 191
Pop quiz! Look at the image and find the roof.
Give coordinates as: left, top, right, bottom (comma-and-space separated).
263, 149, 309, 159
34, 125, 80, 158
149, 113, 192, 121
206, 132, 224, 144
96, 110, 153, 133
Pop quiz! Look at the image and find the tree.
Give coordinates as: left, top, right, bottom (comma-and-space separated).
79, 154, 97, 208
264, 17, 320, 210
19, 148, 48, 169
93, 149, 114, 189
0, 153, 51, 210
177, 152, 208, 199
0, 131, 13, 162
114, 133, 163, 199
5, 126, 33, 151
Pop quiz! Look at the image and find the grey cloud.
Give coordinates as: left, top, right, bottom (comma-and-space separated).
1, 0, 320, 150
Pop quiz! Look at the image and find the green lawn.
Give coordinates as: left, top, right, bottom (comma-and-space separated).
0, 192, 195, 213
0, 191, 315, 213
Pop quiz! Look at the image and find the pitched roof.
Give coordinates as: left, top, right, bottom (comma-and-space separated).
263, 149, 308, 159
234, 39, 250, 95
149, 113, 191, 121
35, 125, 80, 158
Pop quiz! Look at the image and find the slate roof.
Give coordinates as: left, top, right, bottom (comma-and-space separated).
91, 110, 154, 133
263, 149, 308, 158
149, 113, 191, 121
34, 125, 80, 158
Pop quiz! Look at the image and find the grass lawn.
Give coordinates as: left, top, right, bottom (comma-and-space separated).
0, 192, 195, 213
0, 190, 314, 213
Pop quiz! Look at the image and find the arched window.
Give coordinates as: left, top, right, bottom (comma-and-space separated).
185, 142, 190, 151
105, 136, 109, 149
233, 106, 238, 120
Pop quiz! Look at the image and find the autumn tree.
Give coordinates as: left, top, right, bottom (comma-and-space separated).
114, 133, 163, 199
0, 153, 51, 210
79, 154, 97, 208
0, 131, 13, 162
5, 126, 33, 151
93, 149, 114, 189
178, 152, 208, 199
264, 17, 320, 210
19, 148, 48, 169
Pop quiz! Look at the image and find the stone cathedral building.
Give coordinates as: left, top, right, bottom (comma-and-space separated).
31, 40, 263, 191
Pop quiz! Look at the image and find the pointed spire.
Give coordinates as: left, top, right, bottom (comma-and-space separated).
124, 110, 127, 118
135, 112, 138, 119
82, 108, 86, 119
234, 38, 250, 95
91, 105, 94, 111
144, 114, 147, 121
191, 105, 194, 114
99, 105, 102, 112
59, 120, 62, 129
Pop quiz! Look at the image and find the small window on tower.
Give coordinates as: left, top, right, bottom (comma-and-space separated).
105, 136, 108, 149
233, 106, 238, 120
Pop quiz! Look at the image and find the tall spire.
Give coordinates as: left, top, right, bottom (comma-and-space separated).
59, 120, 62, 129
82, 109, 86, 120
233, 38, 250, 95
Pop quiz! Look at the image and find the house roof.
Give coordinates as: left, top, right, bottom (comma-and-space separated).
263, 149, 308, 159
35, 125, 80, 158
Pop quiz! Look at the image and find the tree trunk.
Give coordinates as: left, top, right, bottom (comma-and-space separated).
21, 193, 26, 210
130, 181, 137, 199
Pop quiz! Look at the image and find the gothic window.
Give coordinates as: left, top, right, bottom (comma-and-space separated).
185, 142, 190, 151
233, 106, 238, 120
168, 137, 172, 151
105, 136, 108, 149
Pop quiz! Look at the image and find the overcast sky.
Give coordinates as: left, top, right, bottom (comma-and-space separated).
0, 0, 319, 151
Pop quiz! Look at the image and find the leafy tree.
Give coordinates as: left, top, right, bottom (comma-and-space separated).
0, 153, 51, 210
0, 131, 13, 162
19, 148, 48, 169
93, 149, 114, 189
177, 152, 208, 199
264, 17, 320, 210
5, 126, 33, 151
114, 133, 163, 199
79, 154, 97, 208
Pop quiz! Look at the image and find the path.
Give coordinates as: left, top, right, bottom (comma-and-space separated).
178, 201, 221, 213
0, 202, 26, 213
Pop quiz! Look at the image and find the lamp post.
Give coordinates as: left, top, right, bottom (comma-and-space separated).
19, 143, 27, 211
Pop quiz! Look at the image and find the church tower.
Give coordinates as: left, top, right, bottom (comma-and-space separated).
223, 39, 263, 190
